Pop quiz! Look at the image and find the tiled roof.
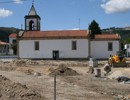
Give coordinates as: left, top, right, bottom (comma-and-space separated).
22, 30, 89, 38
0, 41, 9, 45
94, 34, 120, 40
9, 34, 17, 38
20, 30, 120, 40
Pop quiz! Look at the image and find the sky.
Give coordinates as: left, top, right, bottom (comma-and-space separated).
0, 0, 130, 30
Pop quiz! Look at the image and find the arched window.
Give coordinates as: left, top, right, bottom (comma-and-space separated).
29, 20, 34, 30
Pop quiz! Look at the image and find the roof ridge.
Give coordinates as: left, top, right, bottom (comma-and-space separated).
39, 30, 87, 32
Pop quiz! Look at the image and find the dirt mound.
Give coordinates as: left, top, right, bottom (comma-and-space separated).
49, 64, 79, 76
0, 75, 45, 100
14, 59, 39, 67
0, 66, 15, 71
40, 60, 88, 67
0, 61, 16, 71
16, 67, 34, 75
15, 60, 27, 67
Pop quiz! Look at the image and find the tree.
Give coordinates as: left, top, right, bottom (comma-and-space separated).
11, 43, 17, 55
88, 20, 101, 35
123, 38, 130, 44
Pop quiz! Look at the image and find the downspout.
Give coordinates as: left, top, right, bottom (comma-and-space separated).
17, 35, 19, 58
88, 30, 91, 58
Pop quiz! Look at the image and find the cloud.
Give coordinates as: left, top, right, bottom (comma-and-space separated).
13, 0, 23, 4
71, 28, 80, 30
58, 28, 80, 30
0, 8, 13, 18
101, 0, 130, 14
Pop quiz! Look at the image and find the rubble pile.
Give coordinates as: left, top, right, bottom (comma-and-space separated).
16, 67, 34, 75
0, 75, 45, 100
14, 59, 39, 67
49, 64, 79, 76
0, 61, 16, 71
41, 60, 88, 67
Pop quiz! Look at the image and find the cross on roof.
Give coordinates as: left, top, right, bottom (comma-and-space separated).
32, 0, 34, 4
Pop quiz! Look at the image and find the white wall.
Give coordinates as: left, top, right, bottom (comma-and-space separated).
124, 44, 130, 57
90, 40, 120, 59
9, 37, 16, 55
19, 39, 89, 59
9, 38, 16, 44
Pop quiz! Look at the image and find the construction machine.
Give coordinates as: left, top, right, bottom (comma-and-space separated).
108, 51, 127, 67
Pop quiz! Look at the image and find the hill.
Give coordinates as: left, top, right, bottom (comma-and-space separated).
0, 26, 130, 44
102, 27, 130, 44
0, 27, 19, 42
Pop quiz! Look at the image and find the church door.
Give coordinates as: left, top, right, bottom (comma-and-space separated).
53, 51, 59, 60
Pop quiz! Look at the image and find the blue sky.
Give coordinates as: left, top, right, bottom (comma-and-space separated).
0, 0, 130, 30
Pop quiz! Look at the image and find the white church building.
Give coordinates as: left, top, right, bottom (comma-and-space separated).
10, 4, 121, 59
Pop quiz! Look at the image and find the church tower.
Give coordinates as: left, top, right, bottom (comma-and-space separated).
25, 4, 41, 31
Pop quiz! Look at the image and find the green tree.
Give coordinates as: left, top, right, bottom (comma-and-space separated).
11, 43, 17, 55
88, 20, 101, 35
123, 38, 130, 44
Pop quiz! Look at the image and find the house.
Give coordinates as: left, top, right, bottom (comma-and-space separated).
0, 41, 9, 55
124, 44, 130, 57
9, 33, 17, 55
10, 4, 121, 59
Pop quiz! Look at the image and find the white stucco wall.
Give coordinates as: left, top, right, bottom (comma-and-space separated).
124, 44, 130, 57
19, 39, 89, 59
9, 37, 16, 55
9, 38, 16, 44
90, 40, 120, 59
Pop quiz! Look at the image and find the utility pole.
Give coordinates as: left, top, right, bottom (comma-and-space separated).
21, 24, 23, 30
54, 74, 56, 100
79, 18, 80, 30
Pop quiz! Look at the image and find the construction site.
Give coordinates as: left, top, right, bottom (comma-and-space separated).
0, 57, 130, 100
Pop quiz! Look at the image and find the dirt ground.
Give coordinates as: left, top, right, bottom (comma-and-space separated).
1, 59, 130, 100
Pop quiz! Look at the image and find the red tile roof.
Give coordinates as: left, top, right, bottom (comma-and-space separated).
94, 34, 120, 40
9, 34, 17, 38
0, 41, 9, 45
21, 30, 89, 38
19, 30, 120, 40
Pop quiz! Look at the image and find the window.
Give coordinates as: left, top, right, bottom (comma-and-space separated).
35, 41, 39, 51
108, 42, 113, 51
12, 39, 16, 43
127, 45, 129, 49
29, 20, 34, 30
72, 41, 77, 50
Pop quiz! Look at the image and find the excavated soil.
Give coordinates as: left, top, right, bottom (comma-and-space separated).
0, 75, 45, 100
49, 64, 79, 76
0, 59, 130, 100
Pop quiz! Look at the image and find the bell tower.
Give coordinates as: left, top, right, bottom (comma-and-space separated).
25, 4, 41, 31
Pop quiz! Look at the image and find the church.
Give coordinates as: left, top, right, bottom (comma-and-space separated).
10, 4, 121, 59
